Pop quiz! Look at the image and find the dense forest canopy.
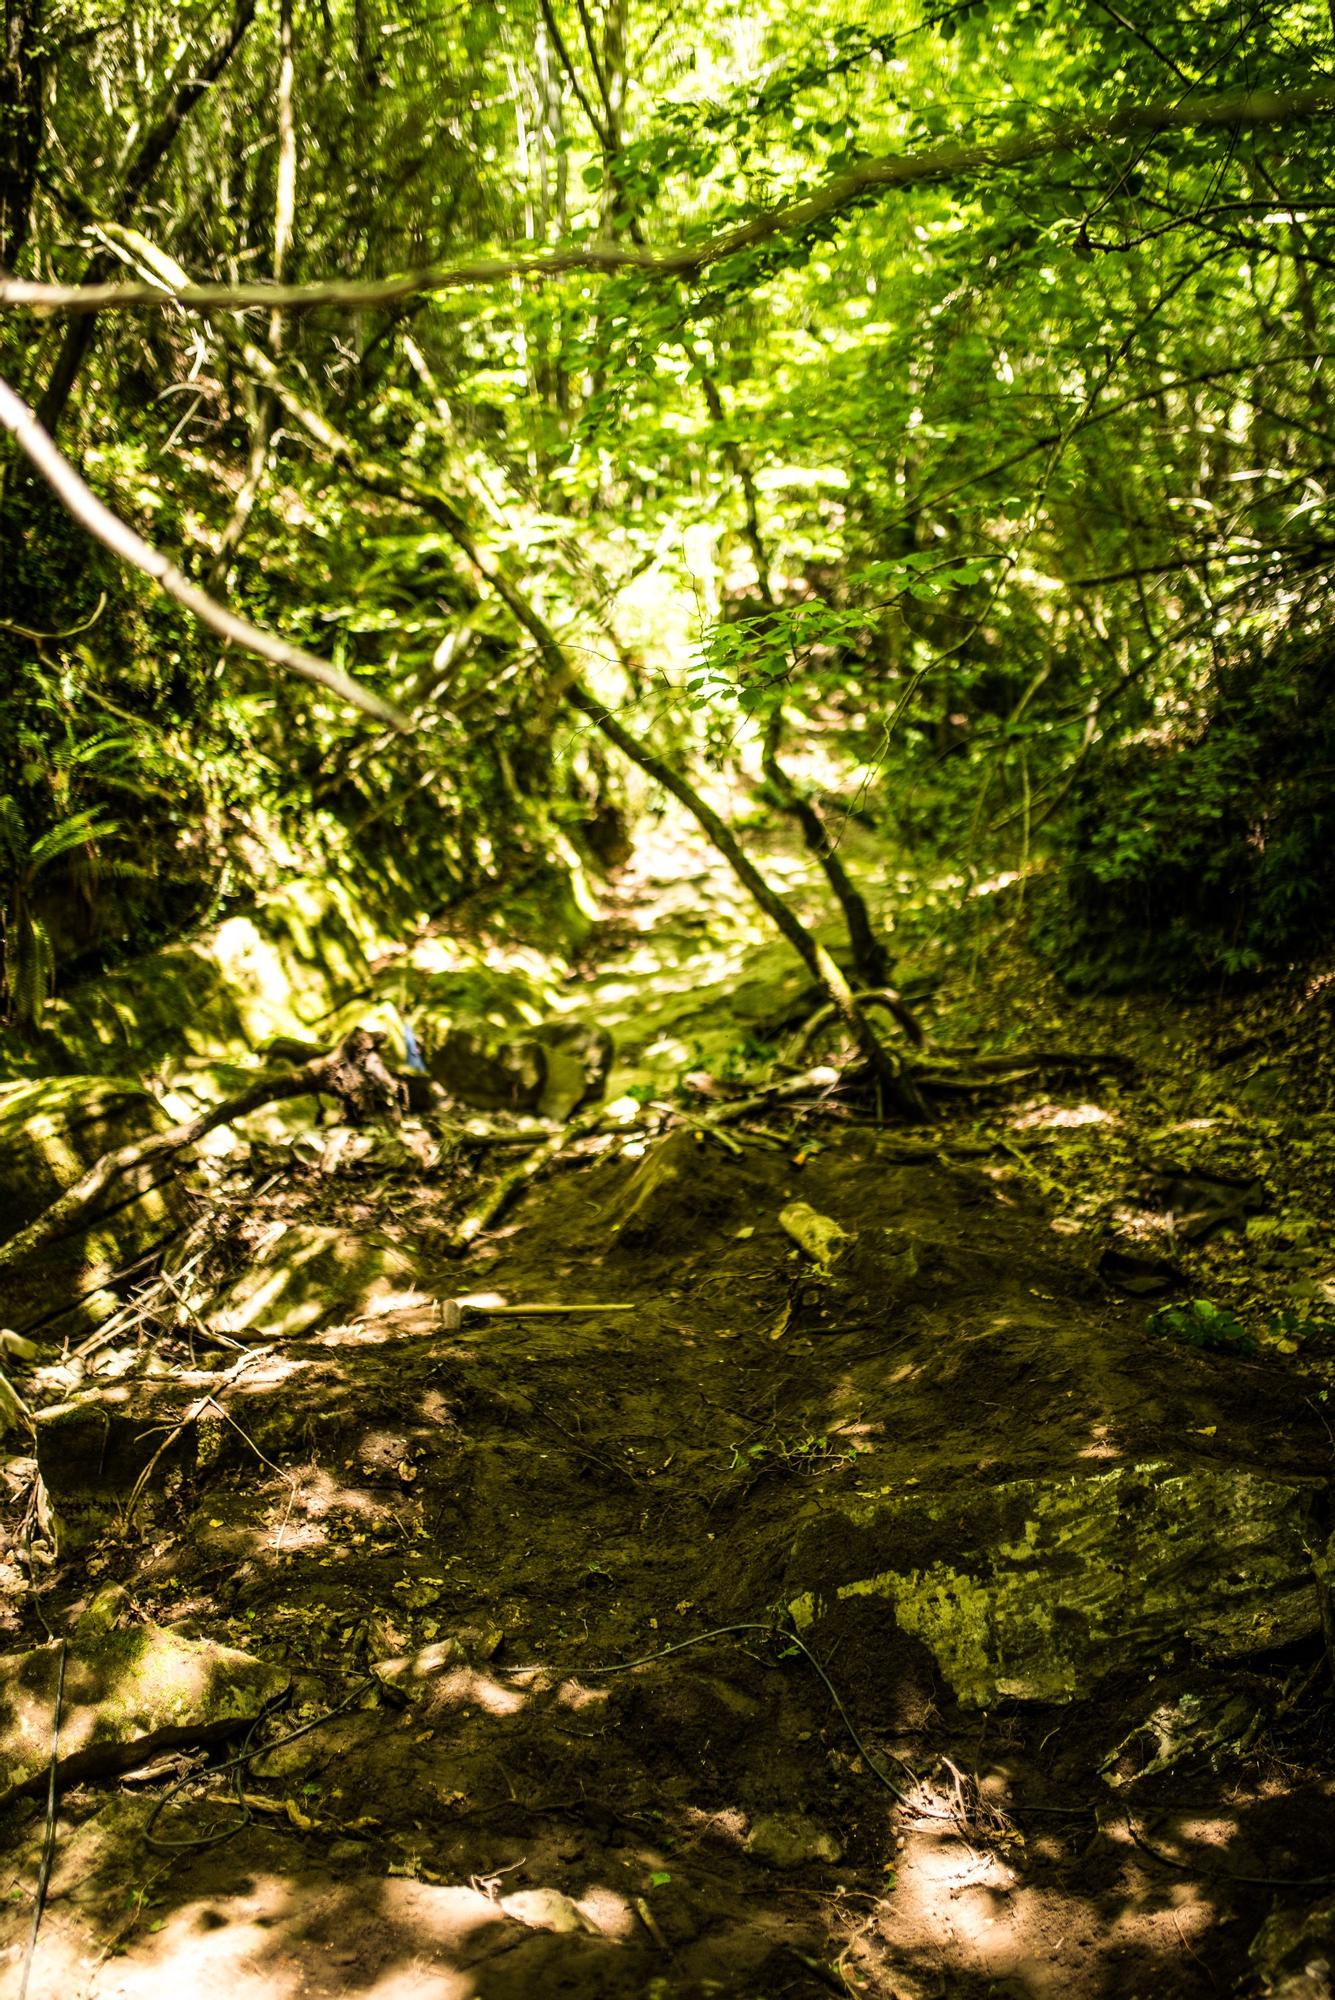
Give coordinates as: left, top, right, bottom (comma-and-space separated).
2, 0, 1334, 1016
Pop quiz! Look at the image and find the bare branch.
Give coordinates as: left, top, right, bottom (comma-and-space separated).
536, 0, 607, 145
4, 81, 1334, 318
573, 0, 614, 124
35, 0, 259, 432
0, 375, 406, 728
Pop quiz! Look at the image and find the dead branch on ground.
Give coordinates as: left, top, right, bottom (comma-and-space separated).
0, 1031, 403, 1281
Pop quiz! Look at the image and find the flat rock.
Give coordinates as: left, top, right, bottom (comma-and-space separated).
201, 1223, 419, 1339
36, 1340, 442, 1546
0, 1625, 289, 1803
786, 1461, 1325, 1706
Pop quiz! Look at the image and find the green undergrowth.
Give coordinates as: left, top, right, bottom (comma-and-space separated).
1041, 625, 1335, 991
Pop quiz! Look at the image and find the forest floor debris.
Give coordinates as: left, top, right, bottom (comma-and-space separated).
0, 822, 1331, 1998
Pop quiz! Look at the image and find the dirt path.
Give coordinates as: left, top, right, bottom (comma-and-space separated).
1, 836, 1332, 2000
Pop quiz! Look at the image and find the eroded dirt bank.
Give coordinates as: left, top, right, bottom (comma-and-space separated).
0, 833, 1332, 2000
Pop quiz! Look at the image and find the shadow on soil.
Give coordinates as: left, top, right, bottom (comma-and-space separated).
1, 1134, 1332, 1998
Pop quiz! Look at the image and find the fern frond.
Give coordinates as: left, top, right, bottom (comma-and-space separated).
27, 811, 120, 872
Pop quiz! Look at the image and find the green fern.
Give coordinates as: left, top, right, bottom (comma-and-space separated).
0, 810, 121, 1030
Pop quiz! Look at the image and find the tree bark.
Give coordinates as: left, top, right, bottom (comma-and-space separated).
760, 709, 900, 996
1, 0, 43, 272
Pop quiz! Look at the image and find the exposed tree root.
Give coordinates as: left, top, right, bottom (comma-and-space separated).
0, 1031, 403, 1282
444, 1104, 609, 1255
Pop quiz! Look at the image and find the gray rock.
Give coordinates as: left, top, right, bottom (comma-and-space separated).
786, 1462, 1325, 1706
425, 1023, 547, 1110
501, 1887, 598, 1933
420, 1013, 612, 1120
0, 1626, 289, 1803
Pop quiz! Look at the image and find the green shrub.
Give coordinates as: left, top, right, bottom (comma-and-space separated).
1045, 626, 1335, 987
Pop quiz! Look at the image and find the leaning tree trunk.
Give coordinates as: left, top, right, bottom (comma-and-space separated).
760, 708, 893, 989
696, 362, 909, 1010
562, 678, 929, 1117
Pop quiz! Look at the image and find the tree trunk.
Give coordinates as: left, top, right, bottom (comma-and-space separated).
208, 0, 296, 583
697, 362, 907, 1008
1, 0, 43, 272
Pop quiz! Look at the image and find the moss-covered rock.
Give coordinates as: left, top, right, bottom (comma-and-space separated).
425, 1022, 547, 1110
785, 1462, 1323, 1706
1250, 1893, 1335, 1999
0, 1077, 188, 1336
7, 872, 418, 1079
201, 1223, 421, 1340
0, 1627, 289, 1803
0, 1076, 168, 1236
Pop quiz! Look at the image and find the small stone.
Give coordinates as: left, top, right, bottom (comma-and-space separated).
501, 1887, 597, 1934
778, 1202, 852, 1272
744, 1813, 844, 1870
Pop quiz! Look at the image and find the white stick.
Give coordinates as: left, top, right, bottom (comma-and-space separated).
0, 374, 406, 728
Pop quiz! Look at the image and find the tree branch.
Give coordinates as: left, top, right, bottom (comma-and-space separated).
536, 0, 607, 145
0, 1031, 405, 1280
34, 0, 258, 431
5, 81, 1334, 318
0, 374, 406, 727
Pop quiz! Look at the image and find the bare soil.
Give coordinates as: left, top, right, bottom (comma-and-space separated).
1, 842, 1332, 2000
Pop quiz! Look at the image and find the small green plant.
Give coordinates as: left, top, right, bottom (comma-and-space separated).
729, 1432, 859, 1476
1264, 1308, 1333, 1347
0, 799, 121, 1030
720, 1034, 776, 1080
1148, 1298, 1256, 1356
